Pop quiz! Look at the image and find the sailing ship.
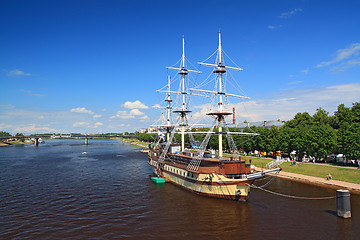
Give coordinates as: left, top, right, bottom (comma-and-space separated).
148, 33, 281, 201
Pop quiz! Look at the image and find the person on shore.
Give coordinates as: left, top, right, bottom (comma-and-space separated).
327, 173, 332, 180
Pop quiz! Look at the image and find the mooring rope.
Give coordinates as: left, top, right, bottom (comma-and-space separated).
256, 171, 280, 188
248, 184, 336, 200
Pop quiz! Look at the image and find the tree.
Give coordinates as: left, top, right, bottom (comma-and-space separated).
278, 125, 293, 154
15, 133, 25, 142
307, 124, 337, 160
313, 108, 330, 125
342, 123, 360, 160
0, 131, 11, 137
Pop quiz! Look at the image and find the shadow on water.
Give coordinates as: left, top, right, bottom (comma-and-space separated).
326, 209, 338, 217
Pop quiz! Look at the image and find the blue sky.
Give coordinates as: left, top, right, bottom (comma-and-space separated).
1, 0, 360, 134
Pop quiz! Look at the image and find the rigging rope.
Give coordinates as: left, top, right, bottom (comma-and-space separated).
248, 183, 336, 200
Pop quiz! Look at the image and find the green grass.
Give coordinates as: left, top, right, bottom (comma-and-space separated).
242, 156, 274, 168
7, 141, 26, 145
113, 138, 149, 148
225, 153, 360, 184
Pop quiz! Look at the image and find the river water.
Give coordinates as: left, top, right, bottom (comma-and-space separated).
0, 139, 359, 240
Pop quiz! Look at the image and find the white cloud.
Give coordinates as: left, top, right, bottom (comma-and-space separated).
122, 100, 149, 109
139, 115, 149, 122
8, 69, 31, 76
130, 109, 144, 116
0, 104, 15, 109
192, 83, 360, 123
300, 69, 309, 74
152, 104, 161, 109
73, 122, 90, 127
267, 25, 282, 30
316, 43, 360, 68
70, 107, 94, 115
111, 109, 148, 119
93, 114, 102, 118
111, 110, 135, 119
73, 121, 103, 128
18, 89, 46, 97
330, 58, 360, 72
278, 8, 303, 19
14, 124, 60, 133
0, 123, 13, 131
289, 80, 303, 85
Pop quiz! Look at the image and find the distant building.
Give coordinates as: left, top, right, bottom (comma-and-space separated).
139, 128, 147, 133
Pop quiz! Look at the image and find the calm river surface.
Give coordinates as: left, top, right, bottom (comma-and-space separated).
1, 139, 359, 240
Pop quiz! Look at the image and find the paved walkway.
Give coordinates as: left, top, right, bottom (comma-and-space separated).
256, 167, 360, 194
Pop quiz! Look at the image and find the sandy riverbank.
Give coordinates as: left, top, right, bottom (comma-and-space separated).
0, 141, 29, 146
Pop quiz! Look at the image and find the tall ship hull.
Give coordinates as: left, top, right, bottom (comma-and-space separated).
148, 144, 279, 201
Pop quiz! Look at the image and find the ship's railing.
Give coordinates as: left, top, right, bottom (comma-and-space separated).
265, 157, 288, 169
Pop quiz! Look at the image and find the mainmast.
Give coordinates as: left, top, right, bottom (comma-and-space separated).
167, 36, 201, 152
194, 32, 249, 158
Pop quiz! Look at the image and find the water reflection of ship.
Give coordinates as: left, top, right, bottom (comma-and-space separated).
148, 33, 281, 201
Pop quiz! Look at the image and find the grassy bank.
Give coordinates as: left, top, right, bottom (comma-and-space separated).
113, 138, 149, 148
240, 155, 360, 184
0, 141, 27, 146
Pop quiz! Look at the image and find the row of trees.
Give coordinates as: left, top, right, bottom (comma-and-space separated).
138, 102, 360, 161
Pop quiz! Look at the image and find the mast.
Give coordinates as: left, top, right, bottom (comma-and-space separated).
165, 74, 172, 141
216, 32, 225, 157
194, 32, 249, 158
168, 36, 201, 152
154, 74, 173, 142
180, 36, 187, 151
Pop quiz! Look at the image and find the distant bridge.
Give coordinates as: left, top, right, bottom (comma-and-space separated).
0, 134, 137, 146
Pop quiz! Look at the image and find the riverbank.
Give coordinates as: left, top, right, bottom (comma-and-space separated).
0, 141, 28, 146
113, 138, 149, 148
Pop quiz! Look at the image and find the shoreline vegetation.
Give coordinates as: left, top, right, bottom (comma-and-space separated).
118, 138, 360, 194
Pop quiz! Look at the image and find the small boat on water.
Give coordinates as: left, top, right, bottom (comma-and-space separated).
148, 33, 281, 201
